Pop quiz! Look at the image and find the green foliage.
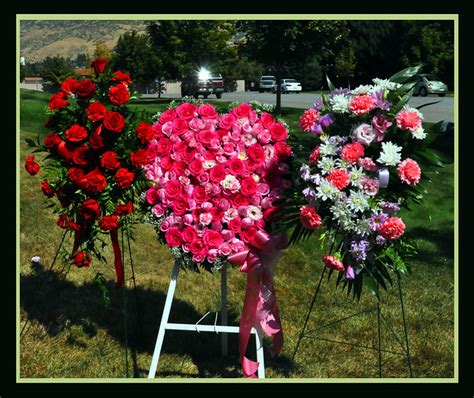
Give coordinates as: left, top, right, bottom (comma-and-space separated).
40, 56, 76, 93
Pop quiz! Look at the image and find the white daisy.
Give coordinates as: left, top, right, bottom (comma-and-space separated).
372, 78, 402, 91
412, 126, 427, 140
319, 142, 338, 156
316, 179, 340, 201
330, 94, 350, 113
347, 190, 369, 213
351, 85, 373, 95
317, 157, 336, 175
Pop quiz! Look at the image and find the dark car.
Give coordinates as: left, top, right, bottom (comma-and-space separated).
181, 70, 224, 99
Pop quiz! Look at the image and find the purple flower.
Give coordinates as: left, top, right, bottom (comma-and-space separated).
312, 98, 323, 111
371, 89, 391, 111
300, 164, 311, 181
345, 265, 355, 280
376, 235, 386, 245
380, 201, 400, 214
350, 239, 369, 262
302, 187, 317, 200
369, 212, 388, 231
320, 114, 335, 129
311, 123, 323, 135
331, 87, 351, 96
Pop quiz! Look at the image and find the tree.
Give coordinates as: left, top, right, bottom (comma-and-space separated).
146, 21, 236, 81
93, 39, 112, 61
237, 21, 349, 113
334, 44, 357, 88
40, 56, 75, 92
74, 53, 90, 69
112, 30, 162, 89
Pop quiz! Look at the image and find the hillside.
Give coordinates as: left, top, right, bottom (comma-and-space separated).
20, 20, 147, 62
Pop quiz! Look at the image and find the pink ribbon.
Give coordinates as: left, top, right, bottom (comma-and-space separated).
228, 230, 287, 378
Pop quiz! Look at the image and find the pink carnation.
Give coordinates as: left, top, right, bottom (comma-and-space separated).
379, 217, 405, 240
326, 169, 350, 190
322, 255, 345, 272
397, 158, 421, 185
396, 109, 422, 132
299, 109, 320, 132
349, 95, 376, 115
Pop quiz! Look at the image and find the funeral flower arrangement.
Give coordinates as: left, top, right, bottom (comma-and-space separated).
287, 67, 443, 298
24, 58, 151, 286
143, 100, 292, 271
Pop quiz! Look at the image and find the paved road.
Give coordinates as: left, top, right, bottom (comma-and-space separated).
145, 91, 454, 123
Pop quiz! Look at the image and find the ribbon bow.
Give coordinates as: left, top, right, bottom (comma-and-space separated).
228, 230, 287, 378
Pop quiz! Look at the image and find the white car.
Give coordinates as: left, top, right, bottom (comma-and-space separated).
273, 79, 302, 93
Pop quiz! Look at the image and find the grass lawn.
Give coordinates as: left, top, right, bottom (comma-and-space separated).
18, 89, 455, 379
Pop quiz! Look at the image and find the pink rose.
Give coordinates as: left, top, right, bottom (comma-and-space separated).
152, 204, 165, 217
211, 221, 223, 232
261, 197, 273, 209
183, 214, 194, 226
258, 130, 272, 144
207, 249, 219, 263
203, 230, 224, 249
221, 229, 235, 241
146, 187, 161, 205
220, 243, 232, 256
189, 117, 205, 131
164, 180, 182, 199
257, 183, 270, 196
219, 113, 237, 130
162, 121, 173, 136
160, 219, 172, 232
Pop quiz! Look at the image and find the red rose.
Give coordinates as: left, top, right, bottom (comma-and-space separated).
56, 141, 76, 162
108, 83, 130, 105
130, 148, 148, 168
227, 157, 245, 176
91, 57, 108, 74
72, 251, 92, 268
72, 145, 93, 166
65, 124, 88, 143
203, 230, 223, 249
25, 155, 40, 176
164, 180, 182, 199
136, 122, 154, 144
233, 193, 250, 207
270, 122, 288, 141
159, 109, 177, 123
99, 215, 119, 231
165, 227, 183, 247
112, 70, 131, 86
209, 164, 226, 183
247, 143, 266, 163
103, 111, 126, 133
242, 227, 258, 244
67, 167, 86, 185
182, 226, 198, 243
160, 156, 173, 171
241, 177, 258, 196
192, 186, 210, 204
171, 196, 188, 216
80, 199, 101, 221
228, 217, 242, 232
156, 138, 172, 155
173, 161, 187, 175
171, 118, 189, 136
176, 103, 197, 120
56, 214, 81, 232
274, 141, 292, 161
262, 163, 282, 186
260, 112, 275, 129
115, 202, 133, 216
115, 168, 134, 189
300, 206, 322, 229
55, 186, 74, 208
48, 92, 69, 110
188, 159, 203, 176
44, 133, 62, 150
89, 129, 105, 150
61, 77, 79, 95
190, 239, 207, 256
219, 113, 237, 130
86, 101, 107, 122
232, 103, 252, 119
197, 104, 218, 119
40, 179, 55, 197
76, 79, 96, 99
83, 168, 107, 193
263, 206, 283, 222
44, 116, 57, 129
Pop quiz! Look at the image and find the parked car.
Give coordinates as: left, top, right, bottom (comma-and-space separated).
272, 78, 302, 94
258, 75, 276, 92
411, 74, 448, 97
181, 70, 224, 99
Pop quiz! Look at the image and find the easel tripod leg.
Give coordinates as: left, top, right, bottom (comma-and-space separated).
221, 263, 228, 357
397, 272, 413, 377
255, 329, 265, 378
148, 261, 181, 378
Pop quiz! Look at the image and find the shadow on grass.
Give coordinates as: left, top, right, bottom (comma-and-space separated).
20, 262, 296, 378
407, 227, 454, 266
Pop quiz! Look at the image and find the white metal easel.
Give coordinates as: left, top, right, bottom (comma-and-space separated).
148, 261, 266, 378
